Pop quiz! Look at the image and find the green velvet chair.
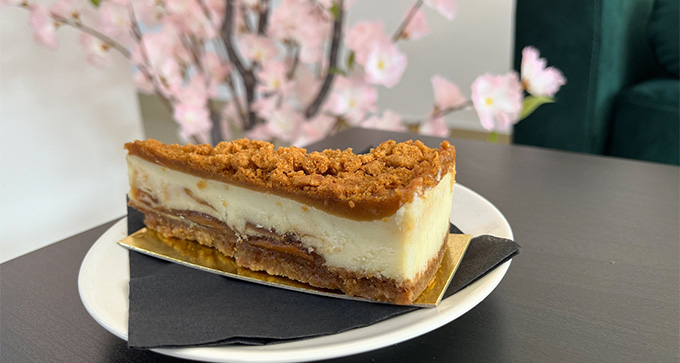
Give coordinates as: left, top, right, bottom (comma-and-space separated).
512, 0, 679, 165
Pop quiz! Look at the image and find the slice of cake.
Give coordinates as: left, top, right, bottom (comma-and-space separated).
125, 138, 456, 305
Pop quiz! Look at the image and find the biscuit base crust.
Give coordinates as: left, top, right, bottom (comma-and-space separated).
131, 201, 447, 305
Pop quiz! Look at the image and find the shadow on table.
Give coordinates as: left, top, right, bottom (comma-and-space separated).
324, 293, 509, 362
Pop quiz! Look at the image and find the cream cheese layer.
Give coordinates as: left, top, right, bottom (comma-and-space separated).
127, 155, 455, 281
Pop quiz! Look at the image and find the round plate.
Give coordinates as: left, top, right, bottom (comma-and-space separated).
78, 184, 513, 362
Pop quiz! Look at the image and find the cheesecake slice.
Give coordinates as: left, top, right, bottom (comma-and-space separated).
125, 138, 456, 305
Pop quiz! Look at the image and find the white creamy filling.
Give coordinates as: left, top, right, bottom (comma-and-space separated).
127, 155, 454, 281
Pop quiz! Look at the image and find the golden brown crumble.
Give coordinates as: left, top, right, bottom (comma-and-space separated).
125, 138, 455, 220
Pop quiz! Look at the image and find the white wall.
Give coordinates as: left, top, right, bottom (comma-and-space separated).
348, 0, 516, 132
0, 7, 144, 262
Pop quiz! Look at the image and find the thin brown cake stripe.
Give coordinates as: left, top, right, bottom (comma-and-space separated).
134, 202, 447, 305
125, 138, 455, 220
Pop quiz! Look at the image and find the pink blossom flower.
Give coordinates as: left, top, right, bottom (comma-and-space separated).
49, 0, 92, 20
185, 73, 213, 105
344, 21, 390, 65
218, 100, 239, 141
48, 0, 71, 18
173, 103, 212, 143
79, 33, 110, 68
424, 0, 456, 20
274, 0, 330, 62
130, 29, 189, 97
134, 1, 166, 26
291, 65, 320, 106
173, 74, 212, 143
252, 94, 280, 119
299, 41, 326, 64
245, 123, 273, 141
521, 46, 566, 97
268, 1, 299, 41
327, 75, 378, 125
203, 0, 225, 26
203, 50, 229, 83
29, 4, 58, 50
132, 27, 190, 69
431, 75, 466, 110
292, 113, 336, 146
300, 5, 330, 40
153, 58, 184, 98
222, 97, 245, 133
177, 74, 211, 106
203, 51, 230, 97
264, 105, 303, 142
420, 116, 450, 137
257, 61, 289, 94
98, 1, 131, 42
402, 6, 429, 40
164, 0, 215, 38
237, 34, 280, 64
471, 72, 523, 132
165, 0, 199, 17
269, 0, 328, 63
364, 41, 407, 88
361, 110, 407, 132
133, 54, 182, 98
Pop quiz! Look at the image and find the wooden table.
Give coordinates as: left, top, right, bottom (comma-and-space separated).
2, 128, 678, 362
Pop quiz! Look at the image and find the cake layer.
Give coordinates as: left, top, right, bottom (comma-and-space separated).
131, 202, 448, 304
125, 138, 456, 220
127, 154, 455, 282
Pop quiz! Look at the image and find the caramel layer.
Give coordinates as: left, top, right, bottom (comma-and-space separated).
131, 205, 447, 304
131, 200, 239, 257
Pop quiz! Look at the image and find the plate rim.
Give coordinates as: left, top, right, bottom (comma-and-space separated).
78, 183, 513, 362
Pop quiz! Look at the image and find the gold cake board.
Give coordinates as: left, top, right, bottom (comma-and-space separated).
119, 229, 472, 307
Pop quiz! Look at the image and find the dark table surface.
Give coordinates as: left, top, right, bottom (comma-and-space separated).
2, 128, 679, 362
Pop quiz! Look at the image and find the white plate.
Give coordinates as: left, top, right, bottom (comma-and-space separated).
79, 184, 513, 363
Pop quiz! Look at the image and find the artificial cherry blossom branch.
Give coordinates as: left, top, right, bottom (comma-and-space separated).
196, 0, 213, 23
184, 36, 202, 71
392, 0, 423, 41
128, 5, 175, 113
195, 0, 231, 63
222, 0, 258, 129
15, 0, 565, 145
222, 1, 251, 78
185, 33, 225, 145
132, 4, 201, 145
286, 44, 300, 80
224, 76, 248, 126
432, 100, 472, 118
257, 0, 270, 35
208, 99, 223, 145
51, 14, 130, 58
196, 0, 245, 131
241, 4, 254, 32
304, 0, 344, 119
197, 0, 227, 44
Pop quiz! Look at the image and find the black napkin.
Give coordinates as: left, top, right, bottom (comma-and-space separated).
126, 206, 519, 349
